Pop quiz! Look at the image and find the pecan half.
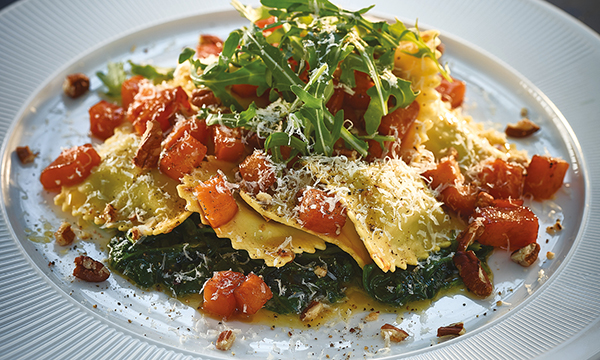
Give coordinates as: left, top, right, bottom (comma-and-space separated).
16, 146, 37, 164
505, 118, 540, 138
73, 255, 110, 282
453, 250, 493, 297
511, 242, 540, 267
216, 330, 235, 351
456, 221, 485, 252
63, 73, 90, 98
54, 222, 76, 246
380, 324, 409, 343
437, 322, 466, 337
132, 119, 162, 169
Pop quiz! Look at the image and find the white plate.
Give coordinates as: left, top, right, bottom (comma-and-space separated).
1, 1, 599, 359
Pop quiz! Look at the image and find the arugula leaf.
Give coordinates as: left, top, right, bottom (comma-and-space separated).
128, 61, 174, 84
291, 84, 322, 109
264, 132, 308, 162
364, 73, 417, 135
189, 0, 442, 159
232, 0, 272, 23
96, 62, 126, 100
178, 47, 196, 64
241, 27, 305, 94
205, 102, 258, 128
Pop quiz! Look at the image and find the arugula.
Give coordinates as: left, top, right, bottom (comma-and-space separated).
179, 0, 445, 159
128, 60, 174, 84
96, 61, 175, 101
96, 62, 126, 100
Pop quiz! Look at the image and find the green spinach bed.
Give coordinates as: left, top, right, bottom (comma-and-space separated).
108, 214, 492, 315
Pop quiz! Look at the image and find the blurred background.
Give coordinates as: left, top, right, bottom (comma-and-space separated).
0, 0, 598, 34
545, 0, 599, 33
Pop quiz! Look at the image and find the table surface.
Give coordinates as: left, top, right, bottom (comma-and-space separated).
0, 0, 599, 35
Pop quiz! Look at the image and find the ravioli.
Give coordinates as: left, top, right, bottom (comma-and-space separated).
54, 126, 191, 236
306, 156, 457, 272
240, 190, 372, 268
424, 104, 511, 166
177, 157, 328, 267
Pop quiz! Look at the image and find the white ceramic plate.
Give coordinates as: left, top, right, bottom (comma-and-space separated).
1, 1, 599, 359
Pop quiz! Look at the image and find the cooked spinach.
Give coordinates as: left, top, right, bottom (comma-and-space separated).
261, 246, 361, 314
108, 214, 360, 314
362, 243, 493, 306
108, 215, 492, 314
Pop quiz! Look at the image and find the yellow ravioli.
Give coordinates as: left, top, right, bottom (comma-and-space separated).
177, 157, 328, 267
307, 156, 456, 272
54, 127, 191, 237
240, 190, 372, 268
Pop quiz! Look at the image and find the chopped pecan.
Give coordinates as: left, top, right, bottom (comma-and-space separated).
63, 73, 90, 98
255, 191, 273, 204
100, 204, 117, 223
216, 330, 235, 351
380, 324, 409, 343
300, 301, 326, 322
546, 219, 563, 234
364, 311, 379, 322
313, 265, 327, 278
129, 228, 142, 241
510, 242, 540, 267
505, 118, 540, 138
191, 88, 220, 108
54, 222, 76, 246
73, 255, 110, 282
16, 146, 37, 164
547, 251, 555, 260
437, 322, 466, 337
453, 250, 493, 297
132, 119, 162, 169
276, 248, 295, 262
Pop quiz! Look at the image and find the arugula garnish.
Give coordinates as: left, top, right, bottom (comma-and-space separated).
96, 62, 126, 100
96, 61, 175, 101
179, 0, 446, 159
128, 61, 174, 84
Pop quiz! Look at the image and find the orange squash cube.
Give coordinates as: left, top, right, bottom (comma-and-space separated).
473, 204, 539, 250
160, 132, 207, 181
195, 174, 238, 228
524, 155, 569, 200
234, 274, 273, 315
202, 271, 245, 319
